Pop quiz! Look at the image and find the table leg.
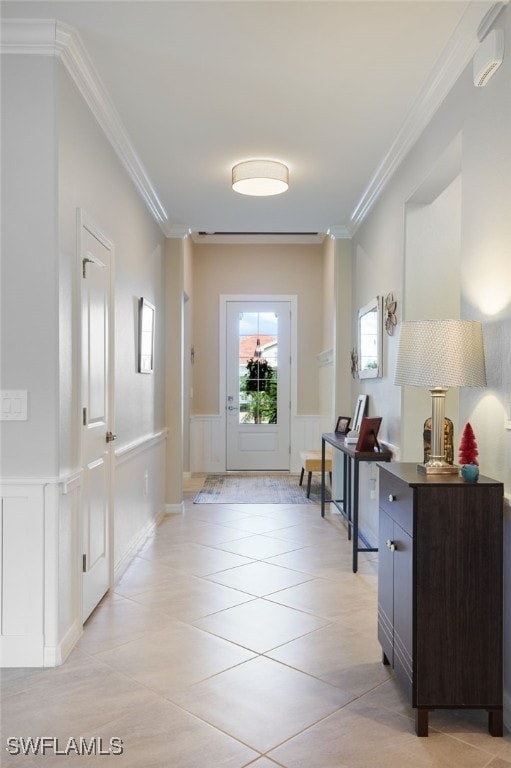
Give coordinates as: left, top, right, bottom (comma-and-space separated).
346, 456, 352, 541
342, 453, 348, 518
353, 460, 359, 572
321, 438, 326, 518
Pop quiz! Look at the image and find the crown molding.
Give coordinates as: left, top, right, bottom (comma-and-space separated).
326, 225, 351, 240
1, 19, 169, 233
349, 1, 499, 234
167, 226, 192, 240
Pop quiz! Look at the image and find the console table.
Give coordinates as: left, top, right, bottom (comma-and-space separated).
321, 432, 392, 572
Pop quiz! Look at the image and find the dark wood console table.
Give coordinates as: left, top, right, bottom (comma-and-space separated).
320, 432, 392, 572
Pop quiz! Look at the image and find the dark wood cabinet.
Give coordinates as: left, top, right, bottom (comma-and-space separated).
378, 463, 503, 737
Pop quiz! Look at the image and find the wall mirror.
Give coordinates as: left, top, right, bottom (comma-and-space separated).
138, 297, 155, 373
358, 296, 382, 379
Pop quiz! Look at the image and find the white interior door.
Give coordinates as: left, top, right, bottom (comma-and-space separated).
226, 301, 291, 470
80, 215, 113, 622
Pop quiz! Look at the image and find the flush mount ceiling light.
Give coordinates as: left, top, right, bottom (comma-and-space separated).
232, 160, 289, 196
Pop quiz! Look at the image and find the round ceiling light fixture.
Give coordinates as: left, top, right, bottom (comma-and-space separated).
232, 159, 289, 196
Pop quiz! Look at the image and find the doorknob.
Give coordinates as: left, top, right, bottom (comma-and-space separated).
106, 431, 117, 443
227, 406, 239, 411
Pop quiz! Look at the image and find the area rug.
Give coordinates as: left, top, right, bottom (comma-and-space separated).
194, 473, 328, 504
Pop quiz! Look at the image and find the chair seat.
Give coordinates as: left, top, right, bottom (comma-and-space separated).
299, 449, 332, 498
299, 449, 332, 473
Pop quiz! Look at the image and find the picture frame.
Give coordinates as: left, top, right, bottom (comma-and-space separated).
352, 394, 368, 433
355, 416, 382, 452
138, 297, 155, 373
335, 416, 351, 435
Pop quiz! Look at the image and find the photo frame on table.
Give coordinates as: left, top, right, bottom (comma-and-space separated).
355, 416, 382, 452
352, 394, 368, 433
335, 416, 351, 435
138, 297, 155, 373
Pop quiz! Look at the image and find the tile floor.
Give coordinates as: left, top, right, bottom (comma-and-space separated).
1, 476, 510, 767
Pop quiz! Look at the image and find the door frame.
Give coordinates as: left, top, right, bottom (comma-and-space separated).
219, 294, 298, 471
77, 208, 116, 621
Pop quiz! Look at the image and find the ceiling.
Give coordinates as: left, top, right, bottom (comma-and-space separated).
2, 1, 498, 239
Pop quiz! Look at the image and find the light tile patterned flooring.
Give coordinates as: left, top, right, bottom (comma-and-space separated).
2, 475, 510, 767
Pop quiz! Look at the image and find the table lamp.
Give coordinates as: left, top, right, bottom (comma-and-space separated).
394, 319, 486, 474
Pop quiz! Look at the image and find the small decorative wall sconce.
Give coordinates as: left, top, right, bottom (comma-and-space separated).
384, 293, 397, 335
350, 347, 359, 378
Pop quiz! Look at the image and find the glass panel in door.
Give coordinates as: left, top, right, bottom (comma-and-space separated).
226, 301, 290, 470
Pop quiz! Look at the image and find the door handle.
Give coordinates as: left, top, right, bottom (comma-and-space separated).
227, 406, 239, 411
106, 431, 117, 443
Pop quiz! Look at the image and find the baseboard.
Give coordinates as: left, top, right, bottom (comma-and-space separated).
44, 619, 82, 667
164, 502, 184, 515
0, 634, 45, 668
113, 517, 158, 584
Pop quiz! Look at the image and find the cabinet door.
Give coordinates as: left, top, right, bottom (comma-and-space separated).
378, 509, 394, 666
415, 485, 502, 707
393, 522, 413, 702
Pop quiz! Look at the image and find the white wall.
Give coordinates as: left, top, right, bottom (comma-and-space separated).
351, 5, 511, 726
401, 175, 462, 461
0, 49, 169, 666
1, 55, 59, 478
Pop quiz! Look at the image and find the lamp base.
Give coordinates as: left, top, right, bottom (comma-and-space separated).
417, 462, 459, 475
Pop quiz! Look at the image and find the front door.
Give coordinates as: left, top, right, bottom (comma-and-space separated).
226, 301, 291, 470
80, 213, 114, 621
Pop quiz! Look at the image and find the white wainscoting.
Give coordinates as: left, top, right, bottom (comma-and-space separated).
0, 431, 168, 668
0, 483, 45, 666
0, 473, 82, 667
190, 416, 225, 473
113, 430, 168, 584
190, 414, 328, 474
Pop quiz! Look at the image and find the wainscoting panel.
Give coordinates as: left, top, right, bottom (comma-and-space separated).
113, 430, 167, 583
190, 416, 225, 473
190, 414, 328, 474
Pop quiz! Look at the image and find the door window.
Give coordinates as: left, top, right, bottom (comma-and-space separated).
238, 312, 278, 425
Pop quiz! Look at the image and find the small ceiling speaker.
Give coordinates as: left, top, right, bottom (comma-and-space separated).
473, 29, 504, 87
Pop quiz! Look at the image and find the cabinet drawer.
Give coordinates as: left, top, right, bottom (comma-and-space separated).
379, 472, 413, 536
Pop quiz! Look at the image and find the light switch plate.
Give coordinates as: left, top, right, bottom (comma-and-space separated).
1, 390, 28, 420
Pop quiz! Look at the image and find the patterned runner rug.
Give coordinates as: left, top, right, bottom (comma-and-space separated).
194, 473, 327, 504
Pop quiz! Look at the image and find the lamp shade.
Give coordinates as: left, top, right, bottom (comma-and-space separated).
394, 319, 486, 388
232, 160, 289, 196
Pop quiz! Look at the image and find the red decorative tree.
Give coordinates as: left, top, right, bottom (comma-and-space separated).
458, 422, 479, 466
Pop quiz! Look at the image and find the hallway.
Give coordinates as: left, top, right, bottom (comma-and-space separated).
2, 481, 510, 767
